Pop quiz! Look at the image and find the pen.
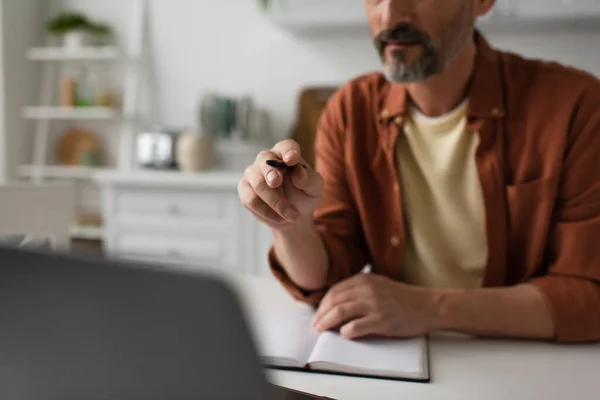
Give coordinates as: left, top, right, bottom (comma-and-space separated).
266, 159, 296, 172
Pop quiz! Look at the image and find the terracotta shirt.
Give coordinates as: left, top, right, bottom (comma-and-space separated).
270, 34, 600, 343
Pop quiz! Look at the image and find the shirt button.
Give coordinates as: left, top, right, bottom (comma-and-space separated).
490, 107, 503, 117
390, 236, 400, 247
380, 108, 390, 118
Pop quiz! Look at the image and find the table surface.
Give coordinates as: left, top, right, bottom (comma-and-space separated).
226, 275, 600, 400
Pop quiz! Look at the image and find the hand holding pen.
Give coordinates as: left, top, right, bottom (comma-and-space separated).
238, 140, 325, 229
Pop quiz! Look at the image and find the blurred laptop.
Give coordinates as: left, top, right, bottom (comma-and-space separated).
0, 247, 332, 400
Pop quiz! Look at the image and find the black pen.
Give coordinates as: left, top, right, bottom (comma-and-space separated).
266, 159, 296, 172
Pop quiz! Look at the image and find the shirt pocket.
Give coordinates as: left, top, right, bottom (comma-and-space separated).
505, 176, 559, 277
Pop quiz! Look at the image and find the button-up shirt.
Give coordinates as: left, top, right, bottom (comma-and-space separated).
270, 33, 600, 343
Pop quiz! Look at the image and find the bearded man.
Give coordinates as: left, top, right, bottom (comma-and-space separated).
238, 0, 600, 342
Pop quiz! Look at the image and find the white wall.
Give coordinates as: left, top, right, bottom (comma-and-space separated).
4, 0, 598, 176
0, 0, 47, 182
51, 0, 600, 143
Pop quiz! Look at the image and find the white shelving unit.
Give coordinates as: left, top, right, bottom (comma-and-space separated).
21, 0, 147, 241
22, 106, 120, 120
19, 165, 112, 180
27, 46, 120, 61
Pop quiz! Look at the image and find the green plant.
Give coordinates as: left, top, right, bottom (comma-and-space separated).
261, 0, 271, 11
87, 22, 112, 37
47, 12, 90, 35
47, 12, 113, 37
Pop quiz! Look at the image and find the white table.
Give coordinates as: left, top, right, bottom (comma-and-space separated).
227, 276, 600, 400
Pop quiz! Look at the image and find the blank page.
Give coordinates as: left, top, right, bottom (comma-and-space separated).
307, 331, 427, 379
250, 311, 319, 366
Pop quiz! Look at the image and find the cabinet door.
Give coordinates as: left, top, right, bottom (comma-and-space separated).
114, 232, 240, 273
104, 185, 251, 275
115, 188, 237, 234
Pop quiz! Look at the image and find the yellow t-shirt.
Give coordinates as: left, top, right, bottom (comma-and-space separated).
396, 100, 488, 289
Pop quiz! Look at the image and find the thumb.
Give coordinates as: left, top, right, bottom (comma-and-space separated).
289, 165, 324, 197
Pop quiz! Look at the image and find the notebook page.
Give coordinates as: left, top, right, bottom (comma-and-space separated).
250, 311, 319, 366
308, 331, 427, 378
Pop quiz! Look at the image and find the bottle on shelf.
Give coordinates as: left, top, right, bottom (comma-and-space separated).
59, 76, 78, 107
75, 66, 99, 107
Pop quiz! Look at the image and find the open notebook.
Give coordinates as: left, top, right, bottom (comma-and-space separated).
251, 311, 429, 382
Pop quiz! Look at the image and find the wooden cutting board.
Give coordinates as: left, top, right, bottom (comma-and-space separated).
291, 87, 336, 168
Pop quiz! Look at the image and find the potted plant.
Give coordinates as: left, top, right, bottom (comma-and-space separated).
47, 12, 113, 48
87, 22, 113, 46
48, 12, 93, 48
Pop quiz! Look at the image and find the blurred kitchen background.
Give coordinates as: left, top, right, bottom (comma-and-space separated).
0, 0, 598, 276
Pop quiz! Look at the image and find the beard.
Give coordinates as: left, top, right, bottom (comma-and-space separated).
384, 43, 439, 84
375, 4, 474, 84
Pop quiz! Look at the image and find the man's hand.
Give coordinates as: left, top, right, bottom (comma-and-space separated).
238, 139, 325, 230
312, 274, 443, 339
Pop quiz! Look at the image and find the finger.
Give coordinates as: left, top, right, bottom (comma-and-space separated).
314, 301, 369, 334
340, 316, 380, 340
313, 275, 368, 324
255, 150, 285, 189
313, 285, 361, 327
238, 179, 284, 225
240, 172, 299, 222
272, 139, 302, 165
290, 166, 324, 197
240, 182, 289, 227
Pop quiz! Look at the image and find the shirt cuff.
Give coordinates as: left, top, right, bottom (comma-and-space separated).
530, 275, 600, 342
269, 230, 357, 306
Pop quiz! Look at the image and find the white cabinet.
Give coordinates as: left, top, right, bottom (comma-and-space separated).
263, 0, 600, 34
96, 171, 274, 276
265, 0, 366, 34
511, 0, 600, 19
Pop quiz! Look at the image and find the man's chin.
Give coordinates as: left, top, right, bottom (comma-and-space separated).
383, 65, 427, 84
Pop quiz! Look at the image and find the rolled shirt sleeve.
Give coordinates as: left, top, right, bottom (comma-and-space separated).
269, 90, 368, 305
530, 85, 600, 342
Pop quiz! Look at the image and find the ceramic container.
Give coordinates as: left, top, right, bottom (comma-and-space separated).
176, 131, 214, 172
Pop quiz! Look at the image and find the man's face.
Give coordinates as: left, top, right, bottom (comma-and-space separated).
366, 0, 478, 83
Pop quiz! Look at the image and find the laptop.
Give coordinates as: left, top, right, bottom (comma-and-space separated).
0, 247, 332, 400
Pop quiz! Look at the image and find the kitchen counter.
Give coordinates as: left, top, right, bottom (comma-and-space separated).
95, 170, 243, 189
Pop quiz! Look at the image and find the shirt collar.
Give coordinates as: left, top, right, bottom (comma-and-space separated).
379, 31, 506, 122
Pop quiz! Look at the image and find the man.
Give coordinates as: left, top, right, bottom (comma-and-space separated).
238, 0, 600, 342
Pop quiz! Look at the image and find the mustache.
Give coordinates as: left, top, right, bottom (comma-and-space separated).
374, 24, 429, 52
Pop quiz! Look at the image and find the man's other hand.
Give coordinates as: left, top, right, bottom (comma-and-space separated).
312, 274, 443, 339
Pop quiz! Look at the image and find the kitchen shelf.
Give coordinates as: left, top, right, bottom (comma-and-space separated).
22, 107, 120, 120
70, 225, 104, 240
27, 46, 120, 61
19, 165, 114, 180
